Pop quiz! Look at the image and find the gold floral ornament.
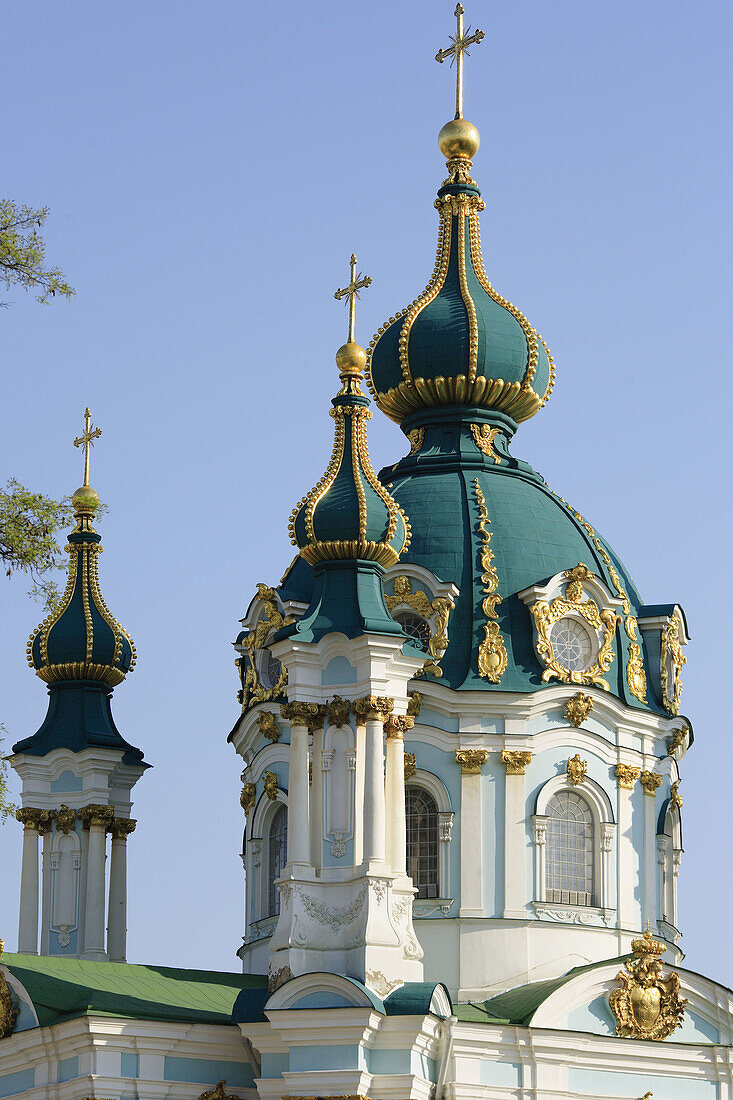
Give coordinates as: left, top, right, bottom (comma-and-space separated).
667, 726, 688, 757
406, 427, 425, 456
0, 940, 18, 1040
609, 927, 687, 1040
615, 764, 641, 790
240, 783, 256, 814
566, 754, 587, 786
670, 781, 683, 810
501, 750, 532, 775
529, 564, 620, 690
640, 771, 663, 798
239, 584, 294, 711
257, 711, 280, 743
455, 748, 488, 774
473, 480, 507, 683
661, 617, 686, 716
404, 752, 417, 780
564, 691, 594, 728
606, 565, 647, 704
385, 575, 455, 677
263, 772, 279, 801
199, 1083, 241, 1100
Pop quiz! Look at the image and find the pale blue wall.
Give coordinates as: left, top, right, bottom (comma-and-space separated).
321, 657, 357, 685
121, 1053, 139, 1078
57, 1056, 78, 1083
163, 1057, 254, 1087
0, 1070, 34, 1098
569, 1067, 717, 1098
50, 771, 83, 793
289, 1044, 364, 1072
479, 1060, 521, 1087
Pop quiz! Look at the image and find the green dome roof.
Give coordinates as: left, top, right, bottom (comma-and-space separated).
289, 374, 410, 569
27, 497, 135, 688
366, 172, 554, 427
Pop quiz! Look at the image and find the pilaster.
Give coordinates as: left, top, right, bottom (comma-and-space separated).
501, 750, 532, 919
456, 749, 488, 917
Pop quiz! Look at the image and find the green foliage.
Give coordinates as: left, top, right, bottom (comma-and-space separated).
0, 728, 15, 822
0, 479, 75, 609
0, 199, 74, 305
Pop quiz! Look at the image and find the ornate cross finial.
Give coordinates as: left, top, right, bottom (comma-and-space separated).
435, 4, 485, 120
334, 254, 372, 344
73, 407, 102, 487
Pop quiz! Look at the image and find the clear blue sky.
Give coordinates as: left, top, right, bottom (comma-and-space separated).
2, 0, 732, 981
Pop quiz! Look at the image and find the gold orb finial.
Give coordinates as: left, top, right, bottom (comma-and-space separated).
438, 117, 481, 161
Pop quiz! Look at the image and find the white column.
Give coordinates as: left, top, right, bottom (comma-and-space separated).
385, 716, 413, 875
81, 805, 112, 960
501, 751, 531, 919
17, 811, 45, 954
355, 697, 392, 868
281, 703, 322, 871
641, 772, 661, 928
532, 815, 548, 903
456, 750, 488, 917
600, 822, 616, 911
310, 726, 323, 869
107, 819, 134, 962
40, 829, 53, 954
615, 764, 640, 943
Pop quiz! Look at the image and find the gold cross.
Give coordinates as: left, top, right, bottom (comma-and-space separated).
334, 254, 372, 344
435, 4, 485, 121
73, 407, 102, 487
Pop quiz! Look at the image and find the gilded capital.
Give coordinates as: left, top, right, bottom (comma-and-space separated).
78, 804, 115, 828
110, 817, 136, 839
640, 771, 663, 798
455, 748, 489, 775
567, 754, 588, 786
501, 750, 532, 775
385, 714, 415, 739
16, 808, 52, 833
280, 701, 327, 731
615, 763, 641, 790
257, 711, 280, 742
353, 696, 395, 723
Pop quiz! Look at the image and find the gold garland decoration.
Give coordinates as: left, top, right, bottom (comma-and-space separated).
473, 478, 507, 682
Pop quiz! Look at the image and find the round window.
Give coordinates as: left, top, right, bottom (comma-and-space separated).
257, 648, 283, 690
394, 611, 431, 652
549, 618, 594, 673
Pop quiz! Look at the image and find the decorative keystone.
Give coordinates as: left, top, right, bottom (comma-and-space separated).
263, 771, 279, 801
240, 783, 256, 814
567, 754, 588, 785
564, 691, 594, 728
615, 764, 641, 790
326, 695, 352, 728
455, 749, 489, 775
404, 752, 417, 780
501, 750, 532, 775
257, 711, 280, 742
640, 771, 663, 798
353, 696, 395, 722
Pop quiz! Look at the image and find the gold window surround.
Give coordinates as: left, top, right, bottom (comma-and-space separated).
383, 567, 459, 679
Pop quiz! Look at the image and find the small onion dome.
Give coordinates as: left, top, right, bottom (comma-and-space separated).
366, 121, 555, 426
27, 487, 136, 687
289, 345, 410, 568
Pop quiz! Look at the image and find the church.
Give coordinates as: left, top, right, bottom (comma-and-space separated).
2, 7, 731, 1100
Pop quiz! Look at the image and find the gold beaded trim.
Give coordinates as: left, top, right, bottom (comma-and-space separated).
290, 408, 348, 546
397, 204, 453, 384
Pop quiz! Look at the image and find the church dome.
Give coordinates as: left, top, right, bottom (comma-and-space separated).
366, 151, 554, 426
27, 475, 135, 688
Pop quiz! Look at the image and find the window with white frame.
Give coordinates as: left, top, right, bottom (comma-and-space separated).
545, 790, 595, 906
268, 804, 287, 916
406, 787, 439, 899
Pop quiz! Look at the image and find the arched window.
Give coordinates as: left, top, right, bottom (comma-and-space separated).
268, 805, 287, 916
406, 787, 439, 899
546, 790, 595, 906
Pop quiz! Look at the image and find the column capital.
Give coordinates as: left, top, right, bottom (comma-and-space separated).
16, 808, 52, 833
109, 817, 136, 838
456, 748, 489, 775
280, 701, 327, 730
385, 714, 415, 739
640, 771, 663, 797
353, 696, 395, 722
501, 750, 532, 775
615, 763, 641, 790
79, 804, 115, 828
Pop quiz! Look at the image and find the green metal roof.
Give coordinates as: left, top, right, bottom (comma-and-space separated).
2, 953, 267, 1029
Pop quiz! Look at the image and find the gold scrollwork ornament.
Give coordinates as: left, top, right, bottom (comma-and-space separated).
609, 928, 687, 1040
386, 576, 455, 678
564, 691, 594, 728
661, 618, 686, 715
566, 754, 587, 785
240, 584, 294, 710
529, 564, 620, 690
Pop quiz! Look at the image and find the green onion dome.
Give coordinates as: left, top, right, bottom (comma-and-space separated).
27, 486, 136, 688
367, 129, 554, 426
289, 343, 411, 568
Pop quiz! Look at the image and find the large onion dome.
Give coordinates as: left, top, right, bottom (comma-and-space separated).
27, 486, 135, 687
289, 342, 410, 569
367, 121, 554, 426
